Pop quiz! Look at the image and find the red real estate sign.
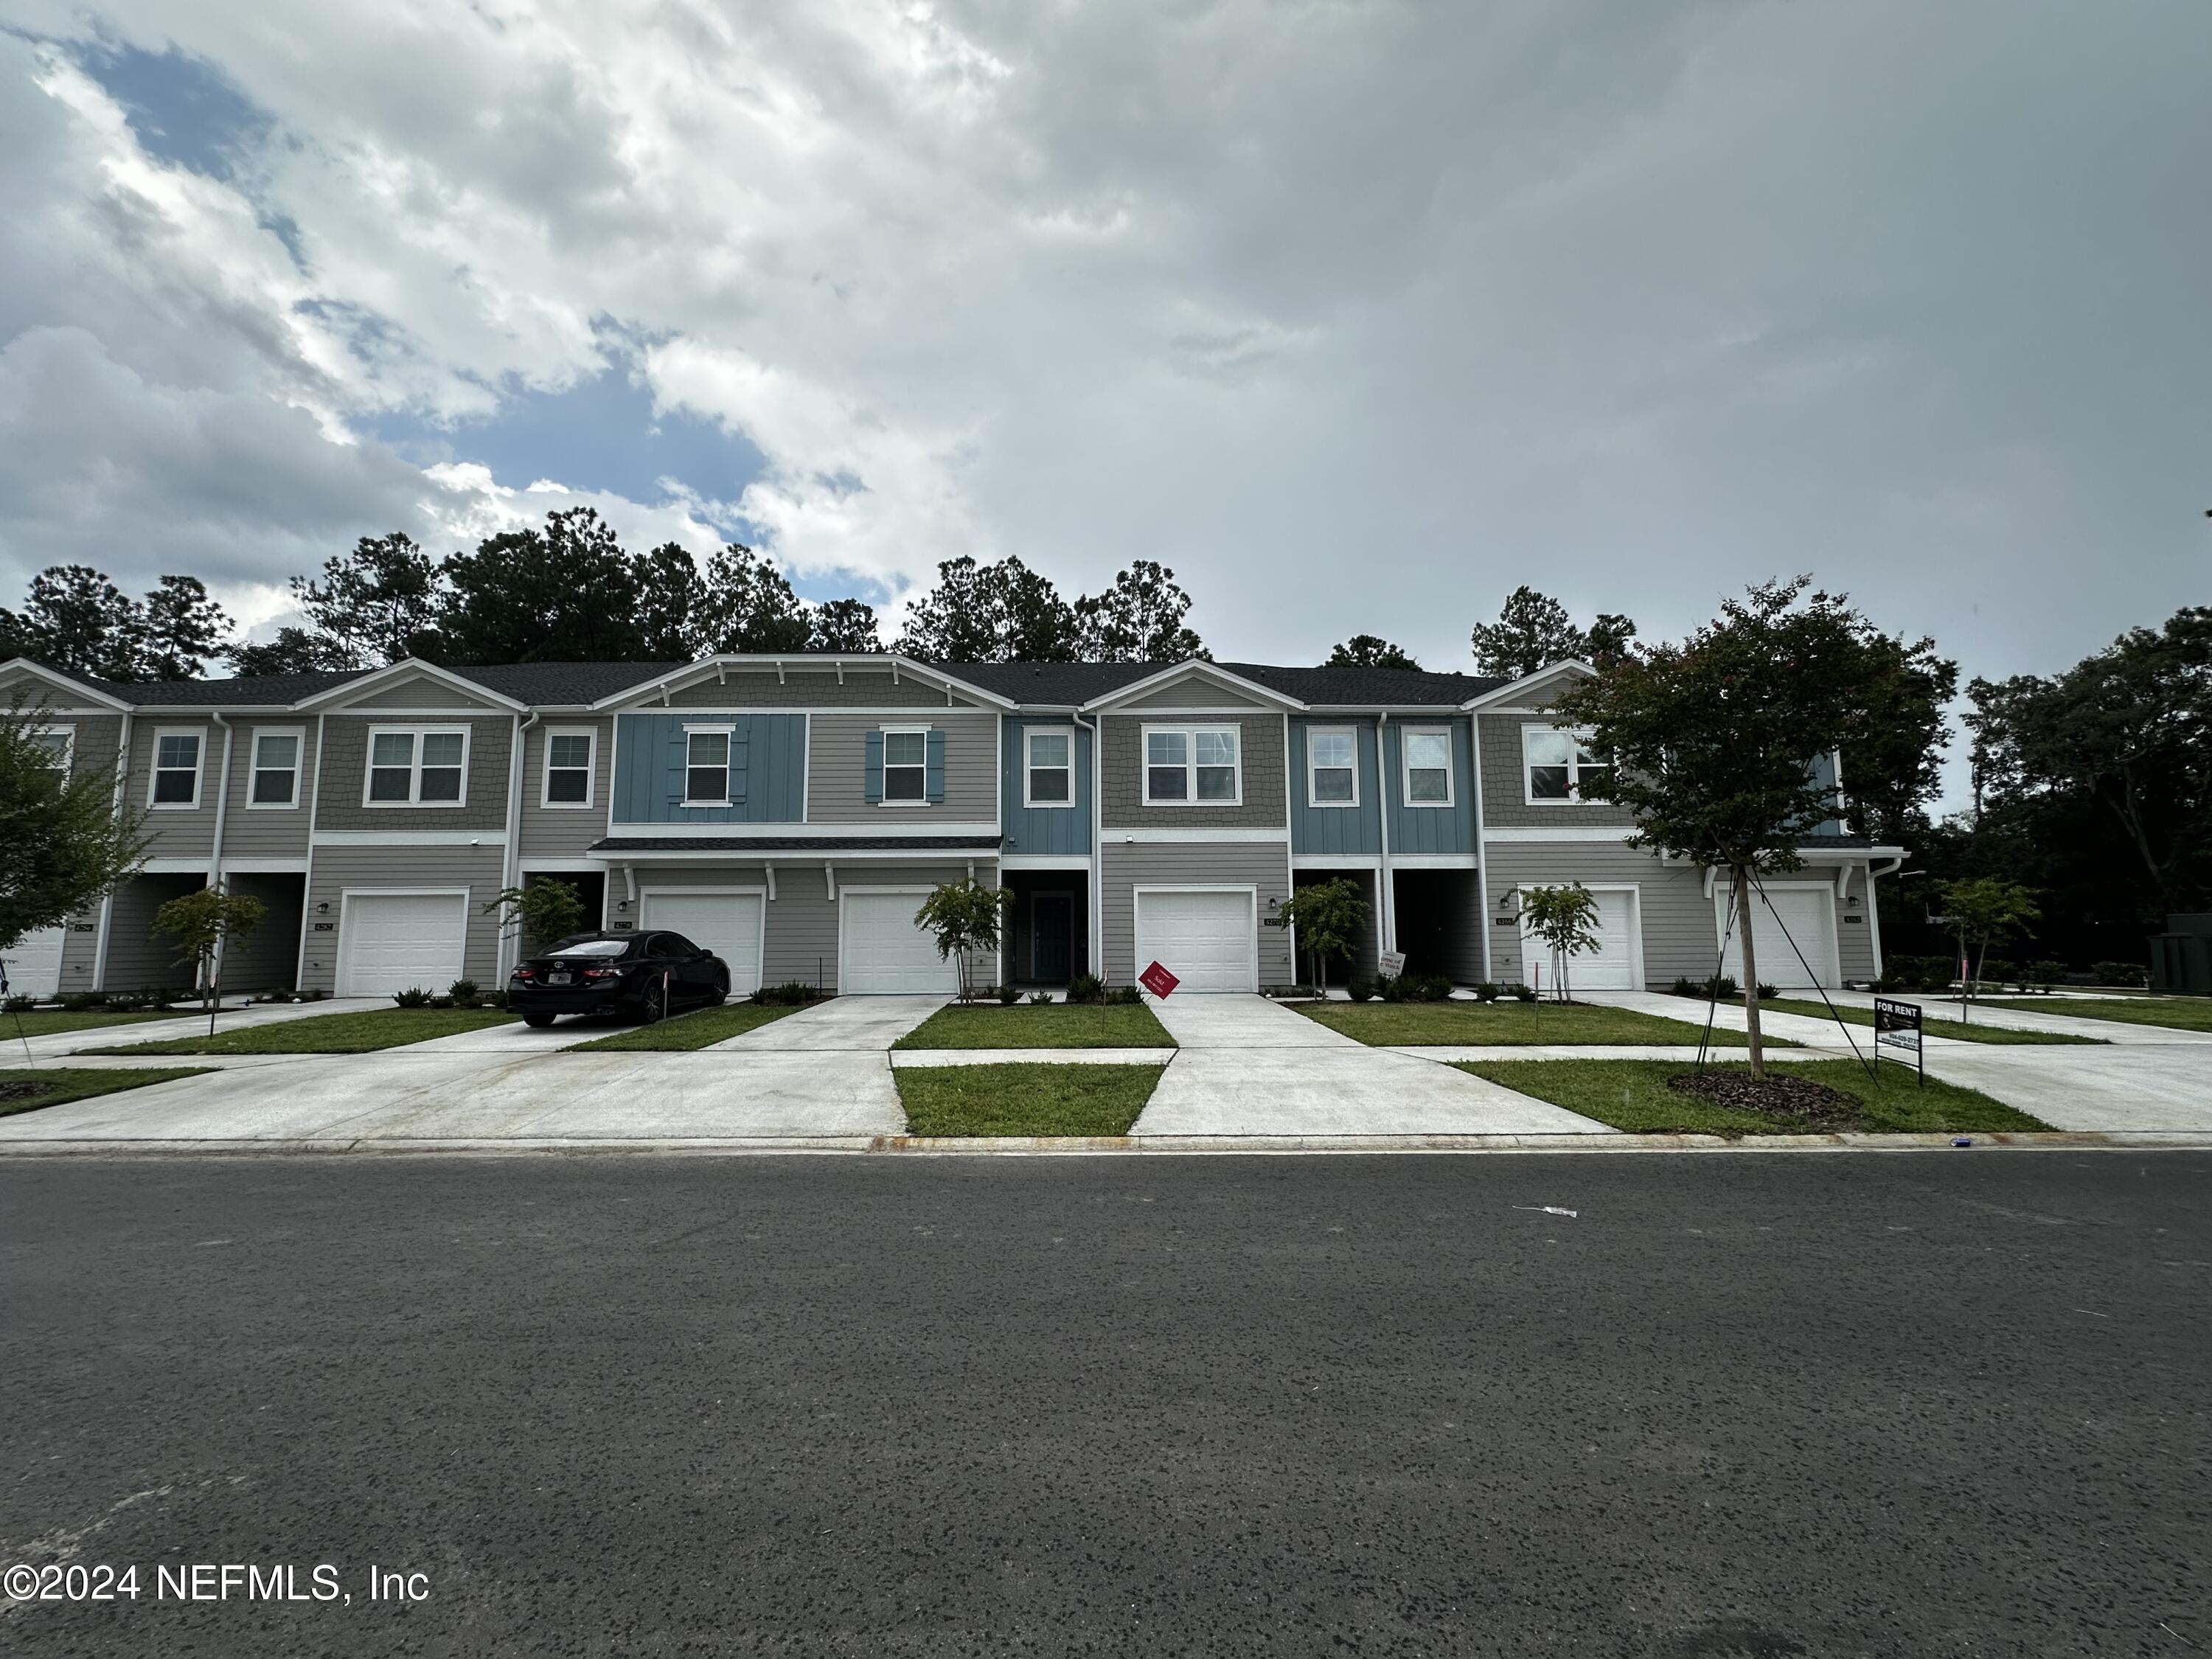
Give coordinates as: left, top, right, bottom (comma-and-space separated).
1138, 960, 1180, 998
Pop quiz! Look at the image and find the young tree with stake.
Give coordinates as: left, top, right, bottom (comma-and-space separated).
1551, 579, 1899, 1079
1936, 876, 2040, 1024
1264, 878, 1372, 990
153, 886, 267, 1036
914, 879, 1015, 1004
1515, 884, 1601, 1004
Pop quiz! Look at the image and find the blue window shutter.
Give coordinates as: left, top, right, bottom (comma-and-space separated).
728, 728, 749, 807
925, 728, 946, 804
665, 721, 686, 810
864, 729, 884, 803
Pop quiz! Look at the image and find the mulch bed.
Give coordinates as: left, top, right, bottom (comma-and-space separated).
0, 1082, 46, 1102
1666, 1069, 1865, 1130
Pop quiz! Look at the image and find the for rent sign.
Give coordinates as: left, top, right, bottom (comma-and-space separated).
1873, 996, 1925, 1087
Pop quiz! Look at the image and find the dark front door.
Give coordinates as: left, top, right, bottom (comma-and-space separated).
1032, 893, 1073, 983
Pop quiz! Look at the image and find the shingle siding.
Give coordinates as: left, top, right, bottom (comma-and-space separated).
313, 716, 514, 832
341, 674, 504, 711
1100, 713, 1287, 830
1116, 680, 1273, 713
1476, 713, 1637, 830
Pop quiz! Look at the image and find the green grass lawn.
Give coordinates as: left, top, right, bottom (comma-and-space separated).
1457, 1057, 2050, 1135
1975, 997, 2212, 1034
83, 1007, 517, 1055
894, 1001, 1175, 1050
0, 1009, 178, 1039
0, 1067, 212, 1119
894, 1062, 1167, 1136
1763, 997, 2104, 1046
1292, 1000, 1781, 1047
566, 1002, 804, 1051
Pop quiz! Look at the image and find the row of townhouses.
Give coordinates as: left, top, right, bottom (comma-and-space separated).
2, 653, 1899, 1001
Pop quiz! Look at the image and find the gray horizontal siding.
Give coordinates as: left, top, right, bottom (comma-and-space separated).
221, 722, 317, 860
1000, 718, 1091, 855
102, 872, 209, 994
612, 713, 807, 824
1100, 714, 1287, 831
1290, 720, 1380, 856
667, 669, 983, 709
314, 716, 514, 832
222, 872, 305, 991
1477, 713, 1635, 830
131, 715, 219, 857
299, 845, 509, 995
1481, 844, 1709, 989
521, 717, 616, 856
808, 710, 998, 824
1099, 841, 1294, 987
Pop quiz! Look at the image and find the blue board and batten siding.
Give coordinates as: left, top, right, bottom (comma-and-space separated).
612, 713, 807, 824
1382, 720, 1478, 855
999, 719, 1091, 855
1289, 720, 1382, 857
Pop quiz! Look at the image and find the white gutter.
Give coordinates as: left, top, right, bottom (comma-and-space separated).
1865, 853, 1905, 982
92, 709, 132, 991
1468, 709, 1490, 982
1376, 711, 1394, 953
206, 713, 234, 995
1074, 711, 1103, 976
294, 713, 324, 992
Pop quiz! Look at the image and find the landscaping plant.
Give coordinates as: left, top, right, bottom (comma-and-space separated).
1263, 877, 1371, 992
0, 694, 147, 978
913, 878, 1014, 1004
152, 884, 267, 1037
1514, 883, 1601, 1003
1936, 876, 2039, 1023
481, 878, 587, 954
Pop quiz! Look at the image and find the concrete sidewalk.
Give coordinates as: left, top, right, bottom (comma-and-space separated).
1826, 988, 2212, 1045
5, 997, 389, 1062
1136, 995, 1613, 1136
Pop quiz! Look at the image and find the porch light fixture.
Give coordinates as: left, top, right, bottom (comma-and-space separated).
315, 901, 330, 914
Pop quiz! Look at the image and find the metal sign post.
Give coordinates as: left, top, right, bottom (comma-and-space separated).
1873, 996, 1924, 1088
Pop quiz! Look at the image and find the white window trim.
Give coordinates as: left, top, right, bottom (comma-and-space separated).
29, 726, 74, 773
1305, 725, 1359, 808
245, 725, 305, 810
147, 726, 205, 811
1141, 723, 1243, 808
681, 723, 734, 808
541, 726, 598, 810
1399, 726, 1455, 809
1022, 726, 1077, 810
362, 724, 471, 809
879, 724, 933, 810
1522, 722, 1606, 806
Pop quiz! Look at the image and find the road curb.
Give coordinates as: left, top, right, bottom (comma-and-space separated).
0, 1130, 2207, 1158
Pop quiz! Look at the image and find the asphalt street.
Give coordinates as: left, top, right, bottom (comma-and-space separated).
1, 1152, 2205, 1658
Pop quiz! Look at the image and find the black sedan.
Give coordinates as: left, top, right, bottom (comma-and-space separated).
507, 931, 731, 1026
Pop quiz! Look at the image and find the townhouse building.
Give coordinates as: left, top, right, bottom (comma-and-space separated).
2, 653, 1899, 1001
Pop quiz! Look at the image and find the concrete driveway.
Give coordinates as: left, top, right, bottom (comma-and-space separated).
1135, 995, 1613, 1136
715, 994, 945, 1051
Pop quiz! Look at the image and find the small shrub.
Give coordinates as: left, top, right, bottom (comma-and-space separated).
1347, 978, 1376, 1002
1028, 991, 1053, 1006
3, 994, 37, 1013
1669, 976, 1699, 997
1508, 982, 1537, 1003
392, 987, 432, 1009
1065, 973, 1104, 1006
2029, 960, 2065, 992
2091, 959, 2148, 988
753, 981, 823, 1006
1377, 974, 1408, 1003
1422, 975, 1455, 1002
60, 992, 108, 1012
1474, 981, 1500, 1004
1105, 984, 1144, 1005
1698, 975, 1740, 1000
449, 979, 481, 1009
1756, 983, 1778, 1000
1978, 958, 2017, 989
995, 983, 1021, 1005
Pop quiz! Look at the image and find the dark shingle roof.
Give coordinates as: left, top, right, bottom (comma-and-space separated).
96, 669, 371, 705
448, 662, 689, 704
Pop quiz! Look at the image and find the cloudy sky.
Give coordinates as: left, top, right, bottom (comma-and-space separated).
1, 1, 2205, 790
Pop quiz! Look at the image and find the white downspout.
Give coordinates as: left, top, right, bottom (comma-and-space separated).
501, 712, 538, 978
93, 709, 132, 992
1075, 712, 1102, 977
294, 714, 324, 992
206, 713, 234, 997
1468, 710, 1490, 983
1376, 711, 1394, 955
1865, 854, 1904, 983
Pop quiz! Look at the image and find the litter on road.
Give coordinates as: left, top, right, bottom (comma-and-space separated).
1515, 1205, 1579, 1218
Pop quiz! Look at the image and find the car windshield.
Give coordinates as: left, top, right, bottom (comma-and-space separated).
543, 938, 631, 958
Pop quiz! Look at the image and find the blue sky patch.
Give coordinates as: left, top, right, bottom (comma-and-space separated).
69, 38, 268, 183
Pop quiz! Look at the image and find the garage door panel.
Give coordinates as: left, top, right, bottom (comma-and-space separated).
2, 926, 66, 1000
1520, 888, 1637, 992
641, 891, 762, 996
338, 893, 467, 997
1135, 890, 1256, 993
1717, 886, 1837, 988
841, 891, 958, 995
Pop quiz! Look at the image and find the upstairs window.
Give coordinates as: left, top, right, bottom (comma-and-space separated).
249, 731, 301, 807
150, 730, 203, 807
544, 731, 594, 807
1144, 726, 1240, 805
367, 727, 467, 806
1524, 726, 1610, 803
29, 729, 71, 772
1025, 729, 1073, 807
1402, 729, 1453, 806
684, 729, 731, 806
883, 729, 928, 802
1307, 728, 1356, 805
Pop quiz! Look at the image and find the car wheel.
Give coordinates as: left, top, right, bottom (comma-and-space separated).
639, 980, 667, 1025
522, 1013, 556, 1029
709, 970, 730, 1006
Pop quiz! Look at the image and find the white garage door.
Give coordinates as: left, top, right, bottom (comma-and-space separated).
1, 925, 66, 1000
1135, 889, 1257, 993
1521, 888, 1638, 992
641, 890, 762, 996
841, 891, 958, 995
1715, 884, 1838, 988
338, 891, 467, 997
